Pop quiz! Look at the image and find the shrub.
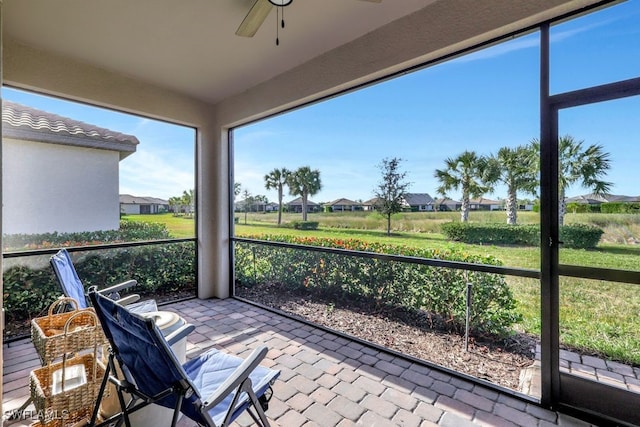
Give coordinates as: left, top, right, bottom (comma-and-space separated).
441, 222, 539, 245
566, 203, 600, 213
3, 241, 196, 336
560, 224, 603, 249
291, 221, 319, 230
600, 202, 640, 214
441, 222, 602, 249
3, 220, 171, 251
235, 234, 521, 336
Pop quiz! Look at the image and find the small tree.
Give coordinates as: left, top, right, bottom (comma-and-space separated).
241, 189, 252, 224
182, 189, 195, 217
168, 196, 182, 216
287, 166, 322, 221
373, 157, 411, 235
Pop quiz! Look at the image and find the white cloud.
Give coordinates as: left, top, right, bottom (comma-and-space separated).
119, 149, 194, 200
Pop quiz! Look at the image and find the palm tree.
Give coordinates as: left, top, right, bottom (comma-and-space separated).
435, 151, 498, 222
493, 145, 538, 225
287, 166, 322, 221
181, 189, 194, 217
168, 196, 182, 216
532, 135, 611, 225
264, 168, 290, 225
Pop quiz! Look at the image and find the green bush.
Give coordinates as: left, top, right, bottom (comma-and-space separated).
291, 221, 319, 230
235, 235, 521, 336
441, 222, 603, 249
441, 222, 539, 245
560, 224, 604, 249
566, 203, 600, 213
3, 220, 171, 251
3, 241, 196, 335
600, 202, 640, 214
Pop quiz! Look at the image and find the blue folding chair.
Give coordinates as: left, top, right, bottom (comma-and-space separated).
50, 248, 157, 313
88, 290, 280, 427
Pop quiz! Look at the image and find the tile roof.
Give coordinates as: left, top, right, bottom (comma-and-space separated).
2, 101, 138, 159
402, 193, 435, 205
119, 194, 169, 204
287, 196, 319, 206
327, 198, 360, 206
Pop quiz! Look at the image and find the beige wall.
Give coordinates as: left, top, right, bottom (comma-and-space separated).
3, 138, 121, 234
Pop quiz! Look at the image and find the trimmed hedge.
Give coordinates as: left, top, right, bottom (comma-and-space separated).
440, 222, 603, 249
566, 203, 601, 214
235, 235, 521, 336
441, 222, 539, 246
3, 242, 196, 330
600, 202, 640, 214
3, 220, 171, 251
2, 222, 195, 339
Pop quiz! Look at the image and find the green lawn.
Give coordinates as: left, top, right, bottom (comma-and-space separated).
122, 213, 195, 238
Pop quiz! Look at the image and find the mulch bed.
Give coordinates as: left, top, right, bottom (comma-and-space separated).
236, 281, 538, 391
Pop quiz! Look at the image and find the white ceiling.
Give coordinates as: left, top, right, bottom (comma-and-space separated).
3, 0, 435, 105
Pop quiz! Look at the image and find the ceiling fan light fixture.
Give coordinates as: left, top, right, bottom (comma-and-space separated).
268, 0, 293, 6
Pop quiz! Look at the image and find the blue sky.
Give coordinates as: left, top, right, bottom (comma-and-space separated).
235, 1, 640, 204
3, 1, 639, 204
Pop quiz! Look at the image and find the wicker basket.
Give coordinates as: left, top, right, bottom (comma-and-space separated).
31, 298, 106, 364
30, 350, 105, 421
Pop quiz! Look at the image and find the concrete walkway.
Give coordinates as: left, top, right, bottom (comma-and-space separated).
3, 298, 598, 426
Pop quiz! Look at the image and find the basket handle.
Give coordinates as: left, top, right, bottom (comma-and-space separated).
63, 309, 99, 334
48, 297, 80, 317
61, 310, 100, 391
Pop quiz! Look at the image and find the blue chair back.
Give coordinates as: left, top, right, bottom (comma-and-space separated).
50, 249, 89, 309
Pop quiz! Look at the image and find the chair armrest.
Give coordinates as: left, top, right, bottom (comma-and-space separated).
115, 294, 141, 306
165, 324, 196, 346
99, 279, 138, 295
202, 346, 268, 409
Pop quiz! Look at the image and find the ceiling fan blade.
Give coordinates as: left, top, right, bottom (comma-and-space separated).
236, 0, 273, 37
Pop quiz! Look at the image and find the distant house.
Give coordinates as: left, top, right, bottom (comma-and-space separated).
2, 101, 138, 234
120, 195, 169, 214
265, 202, 279, 212
402, 193, 435, 211
286, 197, 320, 213
362, 197, 382, 211
326, 198, 362, 212
468, 197, 502, 211
234, 198, 267, 212
434, 198, 461, 211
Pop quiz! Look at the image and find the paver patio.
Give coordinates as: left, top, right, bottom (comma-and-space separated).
3, 298, 597, 426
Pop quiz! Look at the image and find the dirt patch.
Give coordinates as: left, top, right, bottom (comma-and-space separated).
237, 282, 538, 391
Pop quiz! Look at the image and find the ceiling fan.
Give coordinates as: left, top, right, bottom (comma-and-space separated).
236, 0, 382, 38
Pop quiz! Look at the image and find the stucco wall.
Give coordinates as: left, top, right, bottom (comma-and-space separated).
2, 137, 120, 234
121, 204, 142, 215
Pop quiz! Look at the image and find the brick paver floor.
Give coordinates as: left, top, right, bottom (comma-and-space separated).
3, 298, 598, 426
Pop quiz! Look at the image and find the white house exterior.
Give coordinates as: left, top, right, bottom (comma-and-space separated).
2, 101, 138, 234
120, 194, 169, 215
